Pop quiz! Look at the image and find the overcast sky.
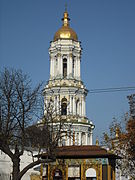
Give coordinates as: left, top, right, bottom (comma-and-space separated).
1, 0, 135, 142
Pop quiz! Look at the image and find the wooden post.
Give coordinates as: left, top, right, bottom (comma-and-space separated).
112, 167, 115, 180
81, 163, 84, 180
66, 164, 68, 180
108, 164, 111, 180
100, 165, 102, 180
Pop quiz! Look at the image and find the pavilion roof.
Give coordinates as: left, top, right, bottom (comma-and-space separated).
40, 145, 120, 159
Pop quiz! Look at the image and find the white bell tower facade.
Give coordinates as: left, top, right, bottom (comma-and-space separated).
44, 10, 94, 146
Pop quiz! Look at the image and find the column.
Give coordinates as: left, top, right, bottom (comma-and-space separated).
54, 96, 56, 113
79, 132, 81, 145
73, 131, 75, 145
67, 98, 69, 115
61, 56, 63, 78
70, 132, 73, 145
76, 132, 79, 145
50, 58, 53, 79
67, 55, 70, 78
74, 57, 77, 79
69, 131, 71, 145
81, 96, 86, 117
79, 101, 82, 116
57, 54, 60, 77
69, 95, 72, 115
76, 58, 79, 79
73, 96, 76, 115
77, 101, 79, 115
78, 56, 81, 80
67, 132, 70, 146
44, 99, 48, 114
54, 58, 56, 78
84, 97, 86, 117
90, 132, 93, 145
69, 53, 73, 78
81, 96, 84, 116
58, 53, 63, 78
55, 58, 58, 78
52, 58, 55, 78
85, 133, 88, 145
57, 95, 59, 114
76, 101, 79, 115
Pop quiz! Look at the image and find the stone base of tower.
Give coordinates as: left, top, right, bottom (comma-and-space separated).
38, 115, 94, 147
59, 121, 94, 146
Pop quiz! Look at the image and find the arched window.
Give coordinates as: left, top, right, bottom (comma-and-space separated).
86, 168, 96, 180
63, 58, 67, 78
61, 98, 67, 115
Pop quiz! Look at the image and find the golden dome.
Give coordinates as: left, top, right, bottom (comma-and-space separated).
54, 10, 78, 41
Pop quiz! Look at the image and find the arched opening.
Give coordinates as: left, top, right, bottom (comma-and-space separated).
61, 98, 67, 115
63, 58, 67, 78
86, 168, 96, 180
53, 169, 63, 180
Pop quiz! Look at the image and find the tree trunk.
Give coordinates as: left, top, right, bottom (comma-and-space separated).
12, 157, 20, 180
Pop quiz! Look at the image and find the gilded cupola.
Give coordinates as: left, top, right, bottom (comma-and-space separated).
54, 10, 78, 41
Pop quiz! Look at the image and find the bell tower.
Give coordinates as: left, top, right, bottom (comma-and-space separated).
44, 9, 94, 146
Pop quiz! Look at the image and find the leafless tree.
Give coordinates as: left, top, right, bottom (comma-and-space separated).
0, 68, 43, 179
0, 68, 71, 180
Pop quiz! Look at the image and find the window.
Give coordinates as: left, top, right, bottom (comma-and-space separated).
61, 98, 67, 115
63, 58, 67, 78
